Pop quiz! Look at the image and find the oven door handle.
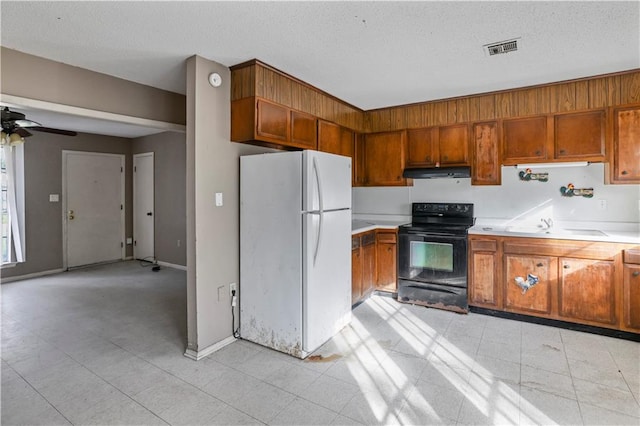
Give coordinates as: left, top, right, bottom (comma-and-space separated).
403, 231, 467, 239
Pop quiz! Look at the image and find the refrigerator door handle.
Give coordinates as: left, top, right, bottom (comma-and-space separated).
312, 157, 324, 266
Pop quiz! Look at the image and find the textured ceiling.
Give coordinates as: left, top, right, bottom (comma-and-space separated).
1, 1, 639, 118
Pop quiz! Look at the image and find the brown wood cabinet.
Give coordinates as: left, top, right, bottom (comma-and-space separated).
352, 231, 376, 305
406, 124, 469, 167
611, 106, 640, 183
622, 249, 640, 332
503, 111, 606, 165
469, 234, 639, 334
231, 97, 317, 150
376, 229, 398, 292
362, 131, 408, 186
318, 120, 356, 184
554, 110, 605, 160
471, 121, 500, 185
468, 237, 501, 308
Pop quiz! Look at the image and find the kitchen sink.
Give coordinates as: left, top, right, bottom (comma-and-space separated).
504, 226, 606, 237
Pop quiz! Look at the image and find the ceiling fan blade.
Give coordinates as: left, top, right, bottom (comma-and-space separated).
30, 126, 78, 137
13, 119, 42, 128
14, 127, 32, 138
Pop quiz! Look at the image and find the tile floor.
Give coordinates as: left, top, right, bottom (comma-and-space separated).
1, 261, 639, 425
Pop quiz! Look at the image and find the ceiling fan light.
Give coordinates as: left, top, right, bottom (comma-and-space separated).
9, 132, 25, 146
0, 131, 7, 144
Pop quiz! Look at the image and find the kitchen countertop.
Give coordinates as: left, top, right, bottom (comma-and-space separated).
469, 218, 640, 244
351, 217, 408, 235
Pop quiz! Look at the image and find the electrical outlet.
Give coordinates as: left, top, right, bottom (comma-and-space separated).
598, 199, 607, 210
217, 285, 225, 302
177, 239, 181, 247
229, 282, 237, 297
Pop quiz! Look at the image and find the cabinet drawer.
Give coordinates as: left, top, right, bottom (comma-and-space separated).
376, 232, 397, 243
470, 239, 497, 252
362, 232, 376, 246
624, 249, 640, 264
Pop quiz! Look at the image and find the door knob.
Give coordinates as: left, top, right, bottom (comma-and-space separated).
147, 212, 153, 216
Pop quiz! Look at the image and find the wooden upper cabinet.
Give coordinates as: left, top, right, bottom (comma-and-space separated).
290, 111, 317, 150
439, 124, 469, 165
256, 98, 290, 143
503, 116, 549, 164
363, 131, 408, 186
612, 106, 640, 183
318, 120, 354, 158
231, 97, 317, 150
554, 110, 605, 160
472, 121, 500, 185
407, 128, 437, 167
406, 124, 469, 168
558, 258, 616, 326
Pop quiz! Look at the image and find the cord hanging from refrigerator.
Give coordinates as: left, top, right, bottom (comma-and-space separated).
231, 289, 240, 339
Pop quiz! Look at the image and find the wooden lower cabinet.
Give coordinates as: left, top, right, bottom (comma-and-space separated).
504, 254, 555, 315
468, 235, 639, 334
376, 230, 398, 292
352, 231, 376, 305
558, 258, 616, 325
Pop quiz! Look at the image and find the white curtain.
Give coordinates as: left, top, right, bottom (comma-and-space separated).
3, 144, 24, 262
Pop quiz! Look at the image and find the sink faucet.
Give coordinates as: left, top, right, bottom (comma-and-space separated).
541, 218, 554, 229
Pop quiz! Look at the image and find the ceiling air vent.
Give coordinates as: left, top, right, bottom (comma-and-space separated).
484, 38, 519, 56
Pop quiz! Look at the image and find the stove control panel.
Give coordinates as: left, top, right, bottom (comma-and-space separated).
412, 202, 474, 218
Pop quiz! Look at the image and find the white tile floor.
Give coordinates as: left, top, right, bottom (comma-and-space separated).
1, 261, 639, 425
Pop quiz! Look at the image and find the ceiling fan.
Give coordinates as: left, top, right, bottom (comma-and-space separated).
1, 107, 77, 138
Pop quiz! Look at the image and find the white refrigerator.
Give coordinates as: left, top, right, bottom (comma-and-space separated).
240, 150, 352, 358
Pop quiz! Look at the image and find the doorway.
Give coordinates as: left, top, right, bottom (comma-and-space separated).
133, 152, 155, 261
62, 151, 125, 269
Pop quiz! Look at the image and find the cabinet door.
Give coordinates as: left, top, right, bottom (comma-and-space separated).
318, 120, 353, 157
503, 116, 548, 163
352, 237, 362, 305
622, 264, 640, 331
363, 131, 407, 186
555, 111, 605, 160
376, 231, 397, 292
558, 258, 616, 325
361, 233, 376, 298
290, 111, 317, 149
256, 99, 289, 143
439, 124, 469, 165
613, 106, 640, 183
469, 238, 500, 308
472, 121, 500, 185
505, 254, 556, 315
406, 127, 437, 167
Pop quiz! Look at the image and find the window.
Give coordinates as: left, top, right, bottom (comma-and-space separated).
0, 142, 25, 266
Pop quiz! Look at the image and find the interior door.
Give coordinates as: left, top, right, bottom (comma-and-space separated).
63, 151, 124, 269
133, 153, 154, 260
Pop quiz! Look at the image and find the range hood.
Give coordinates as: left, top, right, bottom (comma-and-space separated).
403, 166, 471, 179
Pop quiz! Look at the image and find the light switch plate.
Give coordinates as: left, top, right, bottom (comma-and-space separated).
215, 192, 223, 207
49, 194, 59, 202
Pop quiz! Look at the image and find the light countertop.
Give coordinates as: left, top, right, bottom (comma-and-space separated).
351, 216, 408, 235
469, 219, 640, 245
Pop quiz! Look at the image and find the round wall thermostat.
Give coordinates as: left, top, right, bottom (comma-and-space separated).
208, 72, 222, 87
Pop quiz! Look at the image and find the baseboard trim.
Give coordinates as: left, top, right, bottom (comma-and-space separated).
1, 268, 65, 283
184, 336, 236, 361
124, 256, 133, 260
156, 261, 186, 271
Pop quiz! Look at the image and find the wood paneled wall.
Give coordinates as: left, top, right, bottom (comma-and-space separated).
367, 71, 640, 132
231, 60, 365, 131
231, 59, 640, 134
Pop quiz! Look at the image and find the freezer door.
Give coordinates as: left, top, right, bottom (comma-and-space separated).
303, 208, 352, 353
303, 150, 351, 212
240, 152, 304, 357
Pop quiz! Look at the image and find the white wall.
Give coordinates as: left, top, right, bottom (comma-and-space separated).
353, 163, 640, 224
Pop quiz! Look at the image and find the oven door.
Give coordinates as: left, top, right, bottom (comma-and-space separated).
398, 230, 467, 287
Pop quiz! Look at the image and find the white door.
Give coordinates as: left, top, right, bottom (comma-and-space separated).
63, 151, 125, 269
133, 153, 154, 261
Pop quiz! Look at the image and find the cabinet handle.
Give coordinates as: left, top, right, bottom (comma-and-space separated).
633, 271, 640, 277
563, 264, 570, 269
536, 263, 543, 267
621, 170, 628, 175
535, 150, 541, 155
443, 155, 448, 160
559, 149, 566, 154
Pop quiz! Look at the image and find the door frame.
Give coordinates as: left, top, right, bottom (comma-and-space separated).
133, 152, 155, 260
62, 150, 126, 269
